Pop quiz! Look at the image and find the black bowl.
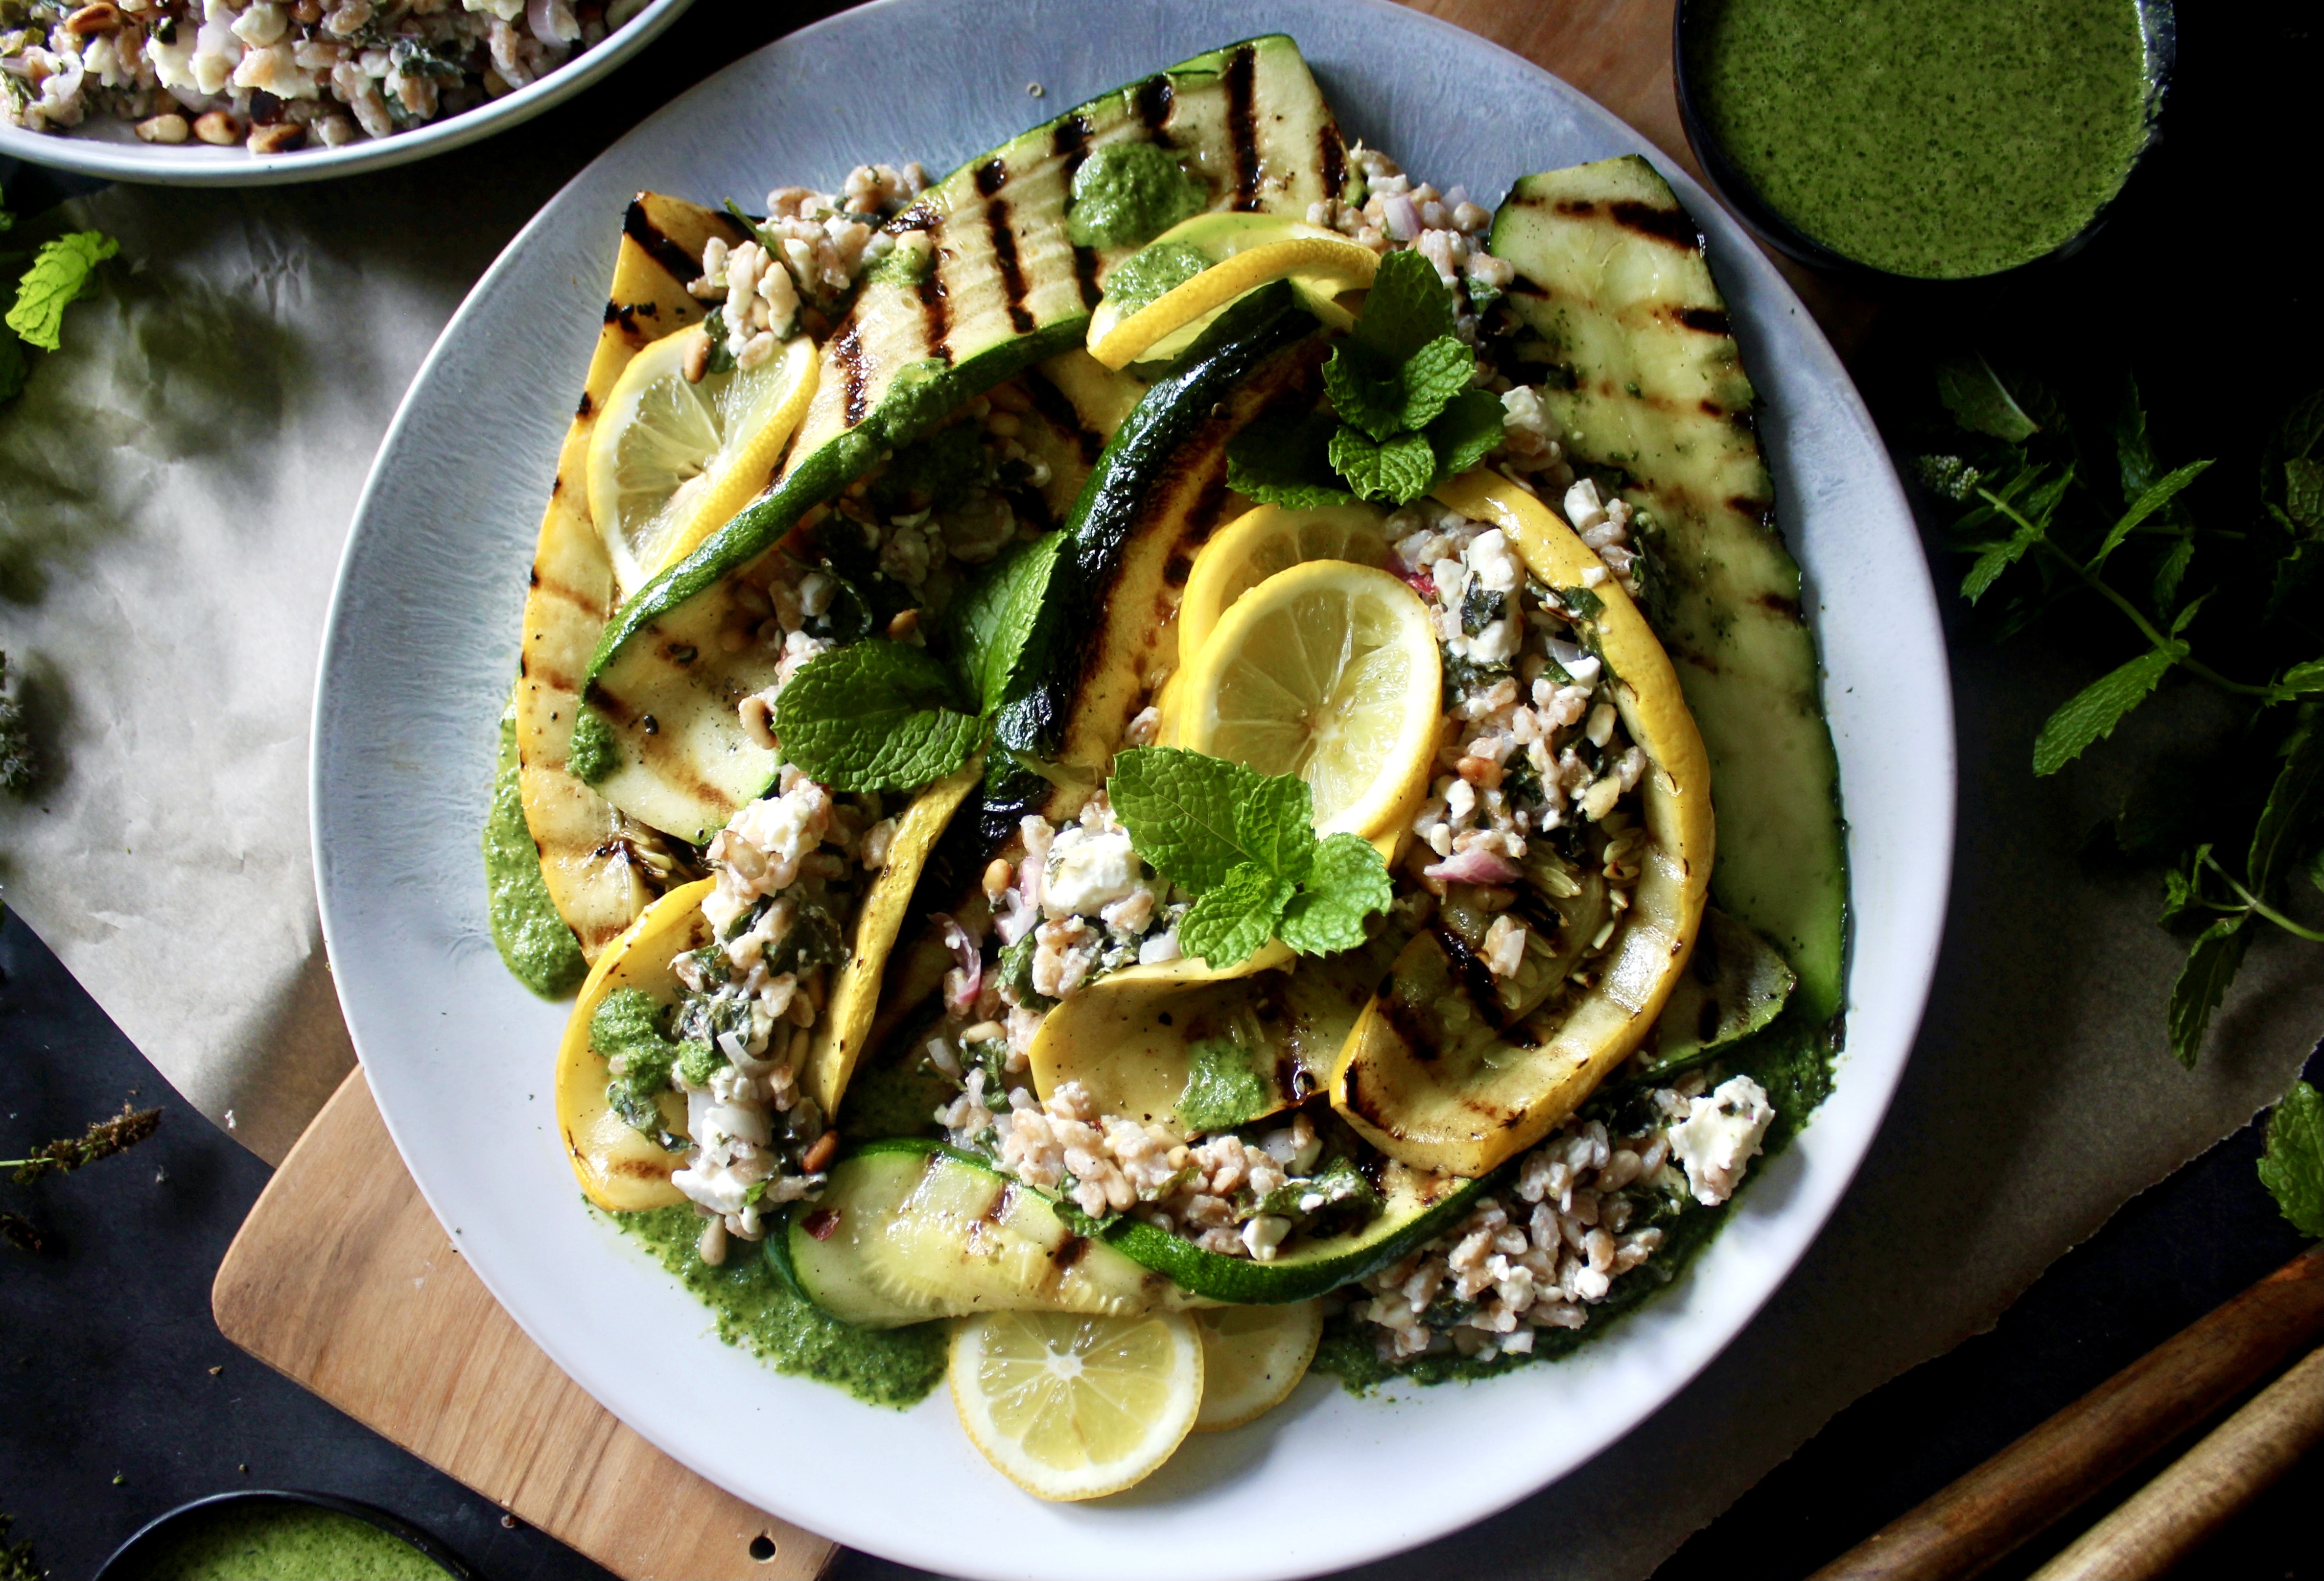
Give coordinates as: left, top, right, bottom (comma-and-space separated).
1671, 0, 2178, 286
93, 1490, 476, 1581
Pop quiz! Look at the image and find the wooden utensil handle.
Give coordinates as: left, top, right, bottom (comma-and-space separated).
2026, 1341, 2324, 1581
1807, 1243, 2324, 1581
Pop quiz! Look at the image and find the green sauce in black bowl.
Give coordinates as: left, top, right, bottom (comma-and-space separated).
94, 1491, 471, 1581
1675, 0, 2173, 282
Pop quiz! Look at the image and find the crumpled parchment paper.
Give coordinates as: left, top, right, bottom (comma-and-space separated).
1, 55, 2318, 1581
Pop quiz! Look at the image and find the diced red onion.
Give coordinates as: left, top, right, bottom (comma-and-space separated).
1424, 848, 1523, 886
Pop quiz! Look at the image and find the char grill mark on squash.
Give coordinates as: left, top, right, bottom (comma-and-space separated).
916, 270, 952, 365
1608, 199, 1702, 250
1320, 119, 1346, 196
1023, 368, 1105, 467
1135, 72, 1174, 135
1224, 42, 1261, 209
1674, 305, 1730, 335
973, 158, 1007, 198
1428, 924, 1506, 1028
1052, 114, 1104, 306
622, 197, 714, 284
987, 203, 1037, 335
834, 321, 869, 425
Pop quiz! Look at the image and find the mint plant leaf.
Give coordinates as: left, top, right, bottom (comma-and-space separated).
2250, 710, 2324, 897
2153, 534, 2196, 614
1178, 861, 1294, 968
1936, 351, 2039, 443
1398, 334, 1473, 431
1280, 832, 1391, 955
2287, 457, 2324, 535
773, 640, 980, 791
1354, 249, 1458, 365
1321, 343, 1403, 442
2167, 915, 2248, 1067
2091, 459, 2212, 569
7, 230, 117, 353
944, 530, 1064, 715
2278, 660, 2324, 699
2032, 648, 2176, 777
1177, 1038, 1269, 1133
1427, 386, 1506, 483
1329, 424, 1436, 505
1108, 746, 1259, 890
1226, 407, 1353, 508
2259, 1081, 2324, 1237
1233, 772, 1316, 885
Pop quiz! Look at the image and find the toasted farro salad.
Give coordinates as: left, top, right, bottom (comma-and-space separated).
481, 35, 1847, 1501
1, 0, 649, 155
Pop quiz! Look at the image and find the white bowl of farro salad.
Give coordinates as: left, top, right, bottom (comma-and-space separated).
312, 1, 1952, 1574
0, 0, 691, 183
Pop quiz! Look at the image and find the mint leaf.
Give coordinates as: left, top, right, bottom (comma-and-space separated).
1226, 407, 1354, 508
944, 530, 1064, 716
1398, 334, 1473, 431
1178, 861, 1294, 968
773, 640, 980, 791
1234, 772, 1316, 885
1427, 386, 1505, 482
2250, 710, 2324, 896
1354, 249, 1457, 365
1321, 343, 1403, 441
2278, 660, 2324, 699
2287, 456, 2324, 535
2091, 459, 2212, 569
1961, 521, 2045, 604
2032, 648, 2175, 777
1279, 832, 1391, 955
7, 230, 117, 353
2167, 915, 2248, 1067
2259, 1081, 2324, 1237
1108, 746, 1260, 890
1936, 351, 2039, 443
1329, 424, 1436, 505
1177, 1038, 1269, 1133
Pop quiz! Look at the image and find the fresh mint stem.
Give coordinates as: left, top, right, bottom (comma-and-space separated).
1991, 496, 2273, 700
2200, 850, 2324, 943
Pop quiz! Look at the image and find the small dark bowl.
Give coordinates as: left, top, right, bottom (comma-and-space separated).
94, 1489, 476, 1581
1672, 0, 2177, 286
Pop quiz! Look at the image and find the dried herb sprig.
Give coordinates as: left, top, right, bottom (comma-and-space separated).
4, 1102, 162, 1184
0, 1513, 46, 1581
0, 1212, 44, 1253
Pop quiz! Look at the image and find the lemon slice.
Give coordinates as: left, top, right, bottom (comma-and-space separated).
1173, 560, 1441, 840
1193, 1301, 1323, 1432
950, 1310, 1204, 1501
1089, 226, 1377, 371
586, 327, 817, 598
1176, 502, 1393, 670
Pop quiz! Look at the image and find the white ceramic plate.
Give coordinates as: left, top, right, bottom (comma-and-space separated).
313, 4, 1954, 1576
0, 0, 692, 187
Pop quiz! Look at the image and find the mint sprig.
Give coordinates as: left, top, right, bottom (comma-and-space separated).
1232, 250, 1503, 509
2259, 1079, 2324, 1238
775, 529, 1066, 792
773, 640, 981, 792
1108, 746, 1392, 969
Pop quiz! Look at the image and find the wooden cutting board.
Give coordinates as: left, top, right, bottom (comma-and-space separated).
213, 9, 1843, 1580
212, 1067, 837, 1581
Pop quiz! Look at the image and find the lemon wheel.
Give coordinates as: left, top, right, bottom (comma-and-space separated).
1173, 560, 1441, 840
1176, 501, 1392, 669
1192, 1301, 1322, 1432
949, 1310, 1204, 1501
586, 328, 817, 598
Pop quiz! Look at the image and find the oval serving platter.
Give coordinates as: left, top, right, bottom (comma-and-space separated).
311, 2, 1954, 1576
